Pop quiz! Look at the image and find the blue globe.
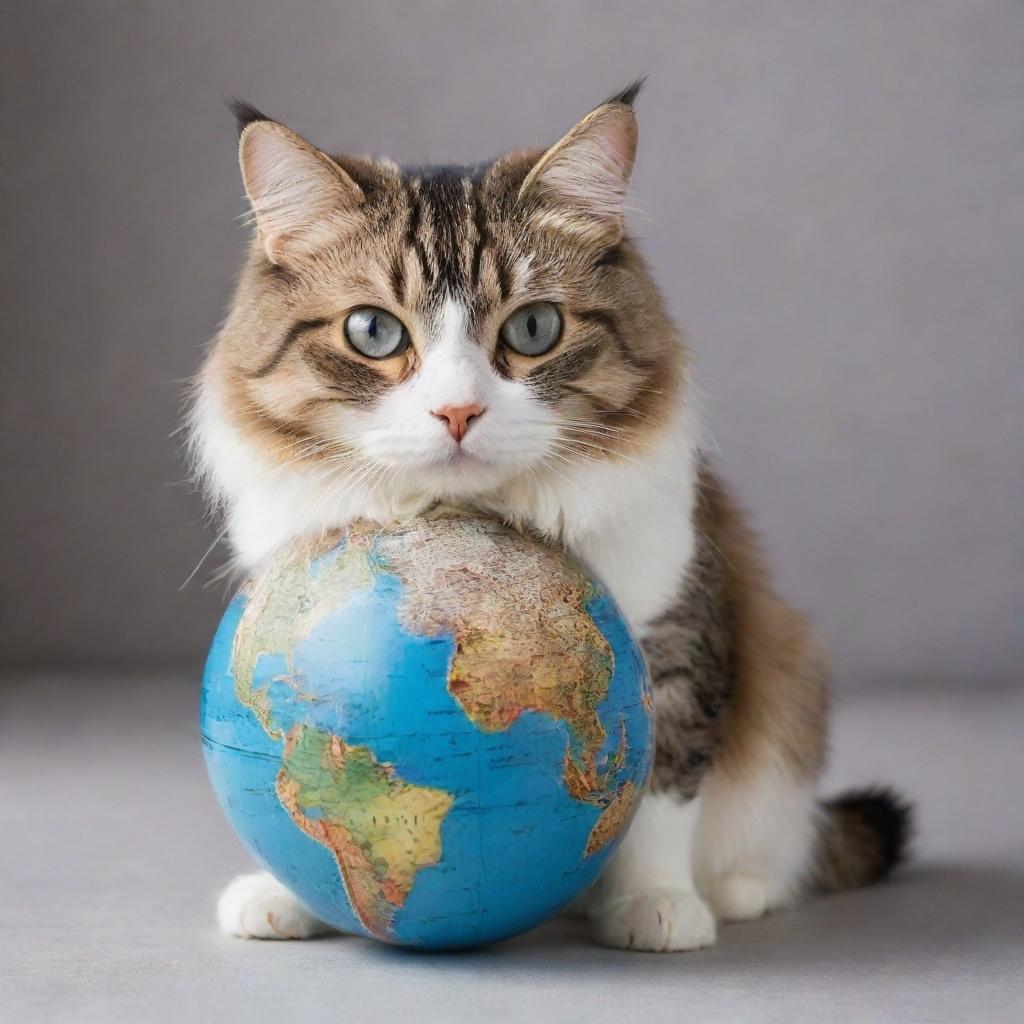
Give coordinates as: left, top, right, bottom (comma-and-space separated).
201, 512, 653, 950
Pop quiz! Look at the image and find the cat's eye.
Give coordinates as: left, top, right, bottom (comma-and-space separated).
344, 307, 410, 359
499, 302, 562, 357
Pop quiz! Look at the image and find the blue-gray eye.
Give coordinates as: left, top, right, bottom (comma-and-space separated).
344, 307, 409, 359
500, 302, 562, 357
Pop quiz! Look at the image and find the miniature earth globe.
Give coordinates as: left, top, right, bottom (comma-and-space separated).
201, 511, 653, 950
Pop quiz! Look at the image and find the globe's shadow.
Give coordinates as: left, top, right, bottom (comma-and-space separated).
351, 862, 1024, 979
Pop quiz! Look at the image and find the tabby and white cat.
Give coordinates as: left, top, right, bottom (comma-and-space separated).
192, 84, 910, 952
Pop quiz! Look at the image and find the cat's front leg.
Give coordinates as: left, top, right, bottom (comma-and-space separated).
217, 872, 334, 940
585, 531, 727, 952
587, 793, 716, 952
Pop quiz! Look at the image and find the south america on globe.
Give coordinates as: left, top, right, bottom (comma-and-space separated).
201, 511, 654, 950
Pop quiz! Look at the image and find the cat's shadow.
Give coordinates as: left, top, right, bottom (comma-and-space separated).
351, 862, 1024, 976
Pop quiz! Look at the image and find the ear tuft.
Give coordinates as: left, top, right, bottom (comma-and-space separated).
228, 97, 273, 138
604, 76, 647, 109
239, 121, 364, 265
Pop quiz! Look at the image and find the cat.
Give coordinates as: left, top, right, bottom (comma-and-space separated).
191, 82, 911, 951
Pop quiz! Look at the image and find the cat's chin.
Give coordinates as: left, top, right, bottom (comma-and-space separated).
396, 453, 525, 500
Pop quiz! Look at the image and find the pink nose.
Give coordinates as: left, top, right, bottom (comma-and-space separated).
432, 403, 484, 443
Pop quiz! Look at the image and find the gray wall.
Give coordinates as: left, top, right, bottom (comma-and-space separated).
3, 1, 1021, 688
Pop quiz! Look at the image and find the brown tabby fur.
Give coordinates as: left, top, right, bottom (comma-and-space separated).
642, 461, 828, 801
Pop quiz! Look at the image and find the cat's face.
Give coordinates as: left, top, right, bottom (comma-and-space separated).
202, 89, 685, 534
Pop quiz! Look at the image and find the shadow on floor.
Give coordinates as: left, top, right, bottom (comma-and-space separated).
346, 861, 1024, 979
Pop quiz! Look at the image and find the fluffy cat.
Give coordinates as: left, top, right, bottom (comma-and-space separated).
192, 83, 910, 951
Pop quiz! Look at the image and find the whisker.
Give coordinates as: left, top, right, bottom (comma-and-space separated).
180, 523, 232, 590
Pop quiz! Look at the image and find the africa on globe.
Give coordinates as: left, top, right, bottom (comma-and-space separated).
201, 511, 654, 950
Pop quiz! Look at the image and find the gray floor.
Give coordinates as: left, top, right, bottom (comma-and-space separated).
4, 675, 1022, 1023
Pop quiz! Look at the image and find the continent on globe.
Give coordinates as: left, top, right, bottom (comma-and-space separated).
231, 542, 378, 736
584, 780, 638, 857
563, 715, 636, 856
277, 724, 454, 940
366, 514, 641, 844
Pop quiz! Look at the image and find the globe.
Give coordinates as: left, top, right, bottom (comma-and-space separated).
201, 511, 653, 950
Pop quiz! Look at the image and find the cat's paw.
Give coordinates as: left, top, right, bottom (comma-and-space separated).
707, 872, 771, 922
216, 871, 331, 940
590, 888, 717, 952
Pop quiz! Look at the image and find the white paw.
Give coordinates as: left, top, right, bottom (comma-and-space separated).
707, 872, 771, 922
590, 888, 717, 952
216, 872, 331, 940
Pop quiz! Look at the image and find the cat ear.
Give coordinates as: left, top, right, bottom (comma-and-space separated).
519, 83, 641, 245
234, 104, 364, 266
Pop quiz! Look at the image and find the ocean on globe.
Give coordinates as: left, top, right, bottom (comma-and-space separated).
201, 511, 654, 950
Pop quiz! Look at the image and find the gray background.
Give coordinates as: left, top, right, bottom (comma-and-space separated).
3, 0, 1022, 689
4, 5, 1023, 1020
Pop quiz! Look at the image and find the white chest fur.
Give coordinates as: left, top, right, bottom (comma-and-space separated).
564, 426, 697, 635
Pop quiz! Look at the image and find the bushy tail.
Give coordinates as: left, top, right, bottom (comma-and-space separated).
813, 787, 913, 891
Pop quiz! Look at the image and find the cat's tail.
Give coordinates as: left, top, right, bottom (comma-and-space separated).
812, 786, 913, 891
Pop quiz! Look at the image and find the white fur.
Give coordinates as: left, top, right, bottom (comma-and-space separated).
217, 871, 333, 939
192, 382, 392, 568
695, 760, 819, 921
588, 794, 716, 951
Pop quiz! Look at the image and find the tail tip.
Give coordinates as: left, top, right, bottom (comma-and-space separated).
831, 785, 914, 878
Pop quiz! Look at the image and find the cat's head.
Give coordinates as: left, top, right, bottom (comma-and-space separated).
195, 83, 692, 560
